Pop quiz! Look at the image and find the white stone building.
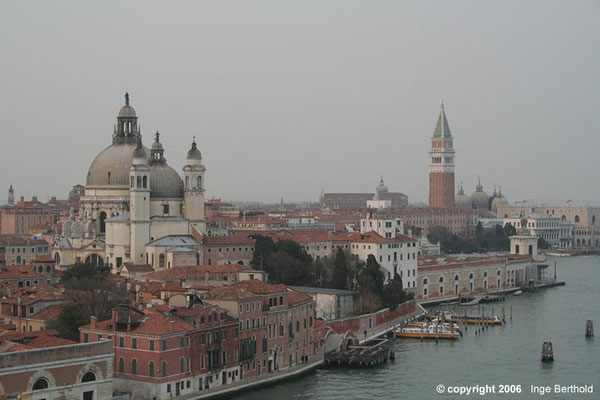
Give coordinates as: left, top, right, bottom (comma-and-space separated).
503, 213, 573, 250
53, 94, 206, 269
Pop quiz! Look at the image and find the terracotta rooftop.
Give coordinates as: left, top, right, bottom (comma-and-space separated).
142, 264, 258, 281
332, 231, 398, 244
0, 265, 44, 280
29, 304, 66, 321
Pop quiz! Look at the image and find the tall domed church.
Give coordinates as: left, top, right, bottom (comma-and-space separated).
54, 94, 206, 269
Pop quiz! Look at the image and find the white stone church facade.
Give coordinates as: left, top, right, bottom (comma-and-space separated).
53, 94, 206, 270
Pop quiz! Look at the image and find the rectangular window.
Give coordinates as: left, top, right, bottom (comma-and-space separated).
162, 339, 167, 350
150, 340, 155, 351
119, 337, 124, 347
132, 338, 137, 349
180, 337, 185, 348
163, 204, 169, 214
83, 333, 89, 343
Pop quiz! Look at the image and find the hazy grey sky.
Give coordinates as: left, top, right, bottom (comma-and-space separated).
1, 1, 599, 204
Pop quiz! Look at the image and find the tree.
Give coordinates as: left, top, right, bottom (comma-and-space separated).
538, 237, 551, 250
382, 272, 406, 310
250, 235, 276, 269
358, 255, 385, 295
504, 223, 517, 237
62, 261, 108, 283
332, 248, 348, 289
49, 303, 87, 341
427, 225, 450, 245
56, 262, 132, 340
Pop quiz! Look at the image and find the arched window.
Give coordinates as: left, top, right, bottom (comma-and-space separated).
483, 271, 488, 278
131, 359, 137, 375
130, 176, 134, 188
149, 361, 155, 377
593, 215, 596, 225
118, 357, 124, 373
159, 254, 165, 269
99, 211, 107, 233
454, 274, 459, 281
142, 175, 147, 189
137, 176, 141, 188
32, 378, 49, 390
197, 176, 202, 189
469, 273, 474, 280
438, 276, 444, 283
575, 215, 580, 223
81, 371, 96, 382
162, 361, 167, 377
54, 252, 61, 263
46, 265, 51, 273
180, 357, 185, 373
422, 278, 428, 285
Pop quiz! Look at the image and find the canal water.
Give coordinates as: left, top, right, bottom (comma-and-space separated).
233, 256, 600, 399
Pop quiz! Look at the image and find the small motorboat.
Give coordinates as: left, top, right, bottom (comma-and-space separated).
513, 290, 523, 296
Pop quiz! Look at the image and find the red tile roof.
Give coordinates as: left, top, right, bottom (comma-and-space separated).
0, 265, 44, 280
286, 288, 312, 305
203, 234, 256, 245
332, 231, 397, 243
29, 304, 66, 321
26, 333, 77, 348
142, 264, 257, 281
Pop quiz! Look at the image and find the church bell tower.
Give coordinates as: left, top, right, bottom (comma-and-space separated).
129, 140, 150, 265
429, 99, 455, 208
183, 138, 206, 233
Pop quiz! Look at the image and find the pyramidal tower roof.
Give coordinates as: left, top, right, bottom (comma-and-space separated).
433, 98, 452, 138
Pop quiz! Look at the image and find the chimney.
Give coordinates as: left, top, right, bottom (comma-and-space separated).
91, 316, 97, 329
170, 320, 175, 332
112, 307, 119, 323
20, 196, 24, 202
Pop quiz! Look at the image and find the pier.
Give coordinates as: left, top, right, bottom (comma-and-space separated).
325, 337, 394, 367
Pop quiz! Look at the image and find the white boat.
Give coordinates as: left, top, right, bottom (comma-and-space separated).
513, 290, 523, 296
395, 324, 460, 340
546, 251, 571, 257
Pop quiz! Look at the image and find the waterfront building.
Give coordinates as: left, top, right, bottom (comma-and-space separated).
320, 177, 408, 210
429, 99, 455, 208
290, 286, 357, 320
391, 207, 479, 236
416, 254, 531, 301
497, 201, 600, 249
140, 264, 268, 288
0, 339, 113, 400
80, 305, 239, 398
205, 280, 316, 377
53, 94, 207, 269
503, 213, 573, 250
333, 231, 418, 289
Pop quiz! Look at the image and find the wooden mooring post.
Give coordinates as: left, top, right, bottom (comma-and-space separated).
541, 342, 554, 362
585, 320, 594, 337
510, 305, 513, 320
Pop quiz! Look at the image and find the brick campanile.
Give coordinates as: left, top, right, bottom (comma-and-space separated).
428, 99, 455, 208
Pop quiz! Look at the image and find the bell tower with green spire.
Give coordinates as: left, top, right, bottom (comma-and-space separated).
428, 98, 455, 208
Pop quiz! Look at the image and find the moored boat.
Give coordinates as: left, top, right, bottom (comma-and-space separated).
395, 324, 460, 340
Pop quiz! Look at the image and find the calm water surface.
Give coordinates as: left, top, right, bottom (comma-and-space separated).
233, 256, 600, 399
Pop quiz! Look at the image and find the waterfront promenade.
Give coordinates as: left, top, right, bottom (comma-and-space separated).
177, 349, 325, 400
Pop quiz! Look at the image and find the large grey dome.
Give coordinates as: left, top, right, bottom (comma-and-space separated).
148, 164, 184, 199
86, 143, 150, 188
455, 185, 471, 208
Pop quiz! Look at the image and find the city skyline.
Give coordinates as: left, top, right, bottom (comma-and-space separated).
1, 1, 599, 203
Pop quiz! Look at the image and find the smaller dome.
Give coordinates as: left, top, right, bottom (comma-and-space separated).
187, 140, 202, 160
133, 142, 147, 159
151, 137, 164, 152
118, 105, 137, 118
455, 184, 471, 208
